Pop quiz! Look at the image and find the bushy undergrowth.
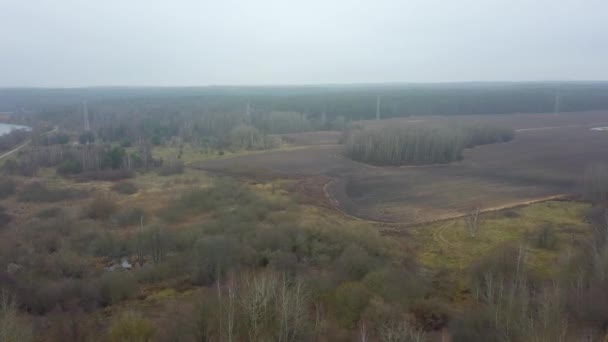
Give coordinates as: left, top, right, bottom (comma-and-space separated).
161, 180, 268, 222
343, 122, 514, 166
157, 159, 185, 176
18, 182, 88, 202
1, 178, 430, 340
34, 207, 63, 219
73, 169, 134, 182
84, 196, 118, 220
0, 178, 16, 199
111, 181, 138, 195
111, 207, 145, 227
0, 206, 12, 228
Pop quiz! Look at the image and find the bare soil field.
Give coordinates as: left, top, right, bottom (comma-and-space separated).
193, 111, 608, 224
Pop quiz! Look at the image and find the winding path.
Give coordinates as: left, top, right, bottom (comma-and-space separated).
0, 126, 58, 161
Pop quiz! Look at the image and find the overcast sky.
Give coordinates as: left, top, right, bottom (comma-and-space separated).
1, 0, 607, 87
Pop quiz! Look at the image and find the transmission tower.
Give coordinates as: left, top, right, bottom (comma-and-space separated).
83, 101, 90, 131
554, 89, 561, 114
246, 102, 251, 123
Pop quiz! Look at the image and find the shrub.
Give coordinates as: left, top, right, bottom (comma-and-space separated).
89, 232, 128, 258
333, 282, 370, 328
410, 299, 450, 331
191, 236, 245, 286
111, 207, 145, 227
450, 308, 498, 342
0, 291, 33, 342
78, 132, 95, 145
531, 224, 558, 250
98, 272, 138, 306
502, 210, 520, 218
1, 159, 19, 175
138, 225, 172, 264
47, 309, 97, 342
54, 133, 70, 145
35, 207, 63, 219
108, 312, 155, 342
335, 245, 378, 281
0, 179, 16, 199
161, 181, 257, 222
12, 277, 100, 315
0, 206, 12, 228
56, 159, 83, 175
73, 169, 134, 182
157, 160, 185, 176
363, 268, 427, 306
111, 181, 138, 195
51, 250, 90, 278
18, 182, 88, 202
85, 196, 118, 220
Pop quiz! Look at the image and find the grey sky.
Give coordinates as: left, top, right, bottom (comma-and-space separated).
1, 0, 607, 87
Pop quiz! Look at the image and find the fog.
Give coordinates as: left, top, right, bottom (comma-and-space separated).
1, 0, 607, 87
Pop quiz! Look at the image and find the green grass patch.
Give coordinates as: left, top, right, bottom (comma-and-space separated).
412, 201, 590, 274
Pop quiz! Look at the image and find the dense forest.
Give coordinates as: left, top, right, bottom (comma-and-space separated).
343, 122, 514, 165
3, 82, 608, 122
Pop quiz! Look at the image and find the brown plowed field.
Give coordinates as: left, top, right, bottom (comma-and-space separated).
193, 111, 608, 224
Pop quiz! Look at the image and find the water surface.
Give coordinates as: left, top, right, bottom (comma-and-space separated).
0, 123, 31, 136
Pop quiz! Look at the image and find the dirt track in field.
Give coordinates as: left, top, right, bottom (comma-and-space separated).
192, 111, 608, 224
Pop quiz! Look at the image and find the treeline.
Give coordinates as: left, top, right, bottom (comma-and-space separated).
5, 82, 608, 121
17, 82, 606, 152
35, 104, 343, 152
2, 142, 156, 179
343, 122, 514, 166
0, 129, 29, 152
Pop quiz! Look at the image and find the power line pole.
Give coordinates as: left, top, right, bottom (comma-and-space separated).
376, 96, 381, 120
554, 89, 561, 114
245, 102, 251, 124
321, 107, 327, 127
83, 101, 90, 131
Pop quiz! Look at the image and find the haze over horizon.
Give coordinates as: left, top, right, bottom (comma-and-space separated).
2, 0, 607, 87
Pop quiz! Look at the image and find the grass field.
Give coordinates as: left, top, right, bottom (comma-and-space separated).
411, 200, 590, 271
193, 111, 608, 224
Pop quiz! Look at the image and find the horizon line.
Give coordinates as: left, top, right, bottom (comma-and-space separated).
2, 80, 608, 90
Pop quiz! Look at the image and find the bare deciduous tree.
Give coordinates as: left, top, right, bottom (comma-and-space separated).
241, 272, 277, 341
465, 205, 482, 238
277, 275, 309, 342
358, 318, 369, 342
226, 275, 237, 342
378, 318, 425, 342
0, 291, 32, 342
